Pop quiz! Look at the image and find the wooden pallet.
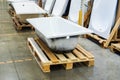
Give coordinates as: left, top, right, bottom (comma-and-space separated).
12, 17, 33, 30
110, 43, 120, 53
27, 37, 94, 72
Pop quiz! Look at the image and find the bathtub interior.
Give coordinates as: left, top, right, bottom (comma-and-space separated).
12, 2, 46, 14
44, 0, 56, 14
88, 0, 117, 39
51, 0, 69, 16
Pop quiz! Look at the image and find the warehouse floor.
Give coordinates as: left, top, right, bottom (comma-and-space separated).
0, 0, 120, 80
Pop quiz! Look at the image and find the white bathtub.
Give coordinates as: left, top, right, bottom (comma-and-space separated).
68, 0, 90, 23
88, 0, 117, 39
11, 2, 46, 23
44, 0, 56, 14
11, 2, 46, 14
27, 17, 92, 52
51, 0, 69, 16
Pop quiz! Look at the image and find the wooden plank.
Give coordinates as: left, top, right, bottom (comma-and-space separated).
28, 38, 50, 64
36, 38, 59, 63
38, 0, 42, 7
113, 0, 120, 41
33, 53, 50, 72
65, 53, 78, 61
87, 34, 106, 44
12, 17, 22, 30
76, 45, 94, 59
73, 49, 87, 60
112, 43, 120, 48
55, 54, 68, 62
104, 17, 120, 48
111, 43, 120, 51
116, 0, 120, 21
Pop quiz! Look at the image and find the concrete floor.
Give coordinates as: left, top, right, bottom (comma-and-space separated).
0, 0, 120, 80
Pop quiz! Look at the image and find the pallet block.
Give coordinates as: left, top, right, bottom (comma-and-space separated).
12, 17, 33, 30
8, 8, 15, 17
27, 37, 94, 72
110, 43, 120, 53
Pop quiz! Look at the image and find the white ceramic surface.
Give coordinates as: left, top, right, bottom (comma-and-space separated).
7, 0, 34, 4
68, 0, 81, 23
88, 0, 117, 39
27, 17, 92, 39
68, 0, 90, 23
51, 0, 69, 16
42, 0, 46, 5
44, 0, 56, 14
12, 2, 46, 14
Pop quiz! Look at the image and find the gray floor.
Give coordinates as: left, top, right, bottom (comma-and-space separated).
0, 0, 120, 80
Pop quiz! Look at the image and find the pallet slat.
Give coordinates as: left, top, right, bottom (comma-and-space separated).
27, 38, 50, 63
73, 49, 87, 60
112, 43, 120, 48
76, 45, 94, 59
55, 54, 68, 62
35, 38, 59, 63
110, 43, 120, 53
87, 34, 106, 44
65, 53, 78, 61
